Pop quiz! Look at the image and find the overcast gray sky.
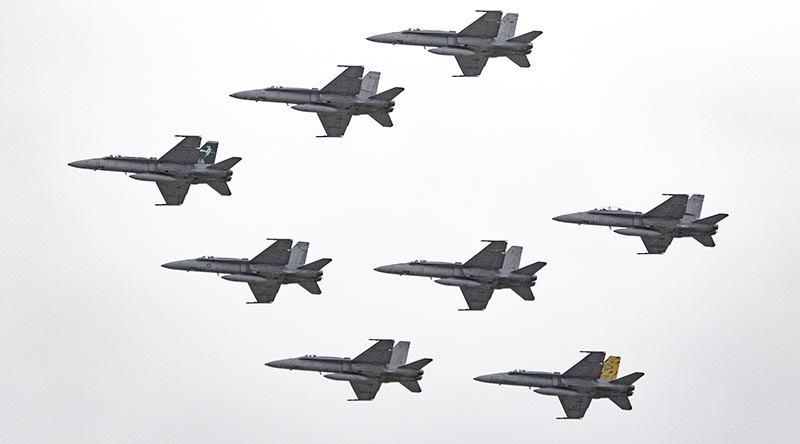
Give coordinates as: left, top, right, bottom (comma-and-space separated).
1, 0, 799, 442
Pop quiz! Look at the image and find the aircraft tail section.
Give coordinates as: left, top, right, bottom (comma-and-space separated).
508, 30, 543, 43
400, 358, 432, 371
369, 112, 394, 127
298, 258, 332, 271
511, 286, 535, 301
600, 356, 621, 380
498, 13, 518, 40
370, 87, 404, 102
693, 235, 716, 247
695, 213, 728, 225
207, 181, 231, 196
359, 71, 380, 98
399, 380, 422, 393
297, 281, 322, 295
608, 396, 632, 410
288, 242, 309, 267
507, 54, 531, 68
197, 141, 218, 164
683, 194, 705, 222
390, 341, 410, 366
512, 261, 546, 275
501, 246, 523, 272
208, 157, 241, 171
611, 372, 644, 386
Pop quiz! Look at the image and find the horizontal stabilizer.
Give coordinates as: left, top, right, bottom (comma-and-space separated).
399, 380, 422, 393
370, 87, 404, 101
695, 213, 728, 225
611, 372, 644, 385
693, 235, 716, 247
207, 181, 231, 196
298, 258, 332, 271
507, 54, 530, 68
511, 286, 535, 301
297, 281, 322, 295
508, 30, 543, 43
208, 157, 241, 170
512, 261, 546, 275
369, 112, 393, 127
609, 396, 632, 410
400, 358, 432, 371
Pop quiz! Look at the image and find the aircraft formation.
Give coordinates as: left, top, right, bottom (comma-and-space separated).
67, 10, 729, 420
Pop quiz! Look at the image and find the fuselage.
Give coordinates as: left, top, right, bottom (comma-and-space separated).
161, 257, 323, 284
68, 156, 232, 184
367, 30, 533, 57
375, 261, 536, 288
266, 356, 423, 382
229, 87, 396, 116
553, 209, 720, 238
474, 370, 635, 399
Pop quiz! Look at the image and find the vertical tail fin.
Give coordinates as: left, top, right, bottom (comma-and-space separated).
359, 71, 381, 98
498, 13, 518, 40
600, 356, 621, 380
288, 242, 309, 267
501, 246, 523, 272
390, 341, 410, 366
683, 194, 705, 222
197, 141, 218, 164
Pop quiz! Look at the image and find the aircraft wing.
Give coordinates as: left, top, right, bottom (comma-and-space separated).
320, 66, 364, 95
158, 136, 203, 164
464, 240, 507, 269
352, 339, 395, 365
251, 239, 293, 265
156, 181, 190, 205
558, 395, 592, 419
641, 236, 673, 254
318, 112, 352, 137
248, 282, 281, 303
458, 11, 502, 38
644, 194, 689, 219
563, 351, 606, 379
349, 379, 382, 401
460, 286, 494, 311
455, 55, 489, 77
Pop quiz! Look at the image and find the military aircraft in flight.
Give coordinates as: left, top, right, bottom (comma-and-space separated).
374, 240, 546, 311
553, 194, 728, 254
162, 239, 331, 304
266, 339, 432, 401
68, 135, 240, 206
474, 351, 643, 419
230, 65, 403, 137
367, 10, 542, 77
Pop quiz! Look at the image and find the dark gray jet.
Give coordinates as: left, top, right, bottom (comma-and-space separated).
553, 194, 729, 254
68, 135, 240, 206
367, 10, 542, 77
474, 351, 644, 419
266, 339, 432, 401
229, 65, 403, 137
374, 241, 546, 311
161, 239, 331, 304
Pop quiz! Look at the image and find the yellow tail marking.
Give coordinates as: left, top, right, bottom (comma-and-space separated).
601, 356, 620, 380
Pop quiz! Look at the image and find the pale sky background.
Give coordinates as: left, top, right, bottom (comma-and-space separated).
1, 1, 799, 443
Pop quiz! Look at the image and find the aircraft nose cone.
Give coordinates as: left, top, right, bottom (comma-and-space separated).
161, 261, 184, 270
229, 91, 247, 100
68, 159, 92, 169
265, 359, 293, 369
553, 213, 581, 223
374, 265, 395, 274
474, 374, 493, 383
367, 33, 395, 44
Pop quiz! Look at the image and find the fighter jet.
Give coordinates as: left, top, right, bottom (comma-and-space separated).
68, 135, 240, 206
367, 10, 542, 77
474, 351, 644, 419
553, 194, 729, 254
266, 339, 432, 401
374, 241, 546, 311
161, 239, 331, 304
230, 65, 403, 137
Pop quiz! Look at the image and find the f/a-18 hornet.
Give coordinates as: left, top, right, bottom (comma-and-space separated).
162, 239, 331, 304
374, 240, 546, 311
266, 339, 432, 401
553, 194, 728, 254
474, 351, 644, 419
230, 65, 403, 137
68, 135, 240, 206
367, 10, 542, 77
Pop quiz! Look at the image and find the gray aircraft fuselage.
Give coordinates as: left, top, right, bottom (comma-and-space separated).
374, 261, 536, 289
161, 257, 323, 285
229, 87, 396, 116
553, 209, 720, 238
367, 30, 532, 58
474, 371, 635, 399
266, 356, 423, 384
68, 156, 232, 185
